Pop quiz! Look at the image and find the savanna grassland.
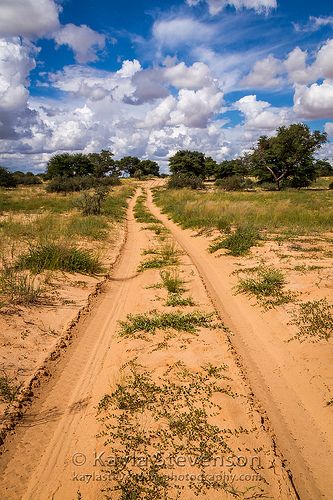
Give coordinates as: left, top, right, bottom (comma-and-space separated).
0, 182, 134, 421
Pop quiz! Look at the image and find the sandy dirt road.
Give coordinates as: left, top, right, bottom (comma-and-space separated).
146, 184, 333, 500
0, 189, 297, 499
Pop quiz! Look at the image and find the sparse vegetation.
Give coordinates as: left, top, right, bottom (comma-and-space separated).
0, 371, 22, 404
98, 361, 247, 499
0, 269, 42, 305
235, 267, 295, 309
119, 310, 218, 337
138, 242, 180, 271
209, 226, 261, 256
289, 299, 333, 342
16, 243, 104, 275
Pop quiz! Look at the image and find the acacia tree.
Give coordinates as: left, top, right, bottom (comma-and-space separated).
169, 150, 206, 178
250, 124, 327, 190
87, 150, 118, 177
46, 153, 94, 179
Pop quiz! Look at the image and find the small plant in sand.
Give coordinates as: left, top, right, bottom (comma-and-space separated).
0, 371, 22, 404
235, 266, 295, 309
159, 269, 195, 307
0, 268, 42, 305
97, 361, 255, 499
138, 242, 180, 272
288, 299, 333, 342
118, 310, 219, 338
209, 225, 261, 256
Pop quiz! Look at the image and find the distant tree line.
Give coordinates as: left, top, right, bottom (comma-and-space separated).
168, 124, 332, 191
0, 150, 160, 191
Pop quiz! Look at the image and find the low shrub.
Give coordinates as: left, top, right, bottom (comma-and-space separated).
209, 225, 260, 256
167, 174, 204, 190
74, 187, 109, 215
46, 176, 120, 193
215, 175, 254, 191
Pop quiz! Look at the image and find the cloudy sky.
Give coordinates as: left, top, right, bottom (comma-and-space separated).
0, 0, 333, 172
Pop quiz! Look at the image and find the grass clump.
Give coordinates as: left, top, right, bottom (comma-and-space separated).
236, 266, 294, 309
119, 310, 217, 336
16, 243, 103, 275
160, 269, 186, 294
138, 242, 180, 272
165, 293, 195, 307
0, 269, 42, 305
0, 372, 22, 404
67, 215, 109, 240
289, 299, 333, 342
209, 226, 261, 256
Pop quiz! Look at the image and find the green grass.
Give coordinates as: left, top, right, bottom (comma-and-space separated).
236, 267, 295, 309
165, 293, 195, 307
138, 242, 180, 272
118, 310, 217, 336
209, 226, 261, 256
16, 243, 104, 275
0, 269, 42, 305
67, 215, 109, 240
160, 269, 186, 294
154, 188, 333, 234
134, 194, 160, 224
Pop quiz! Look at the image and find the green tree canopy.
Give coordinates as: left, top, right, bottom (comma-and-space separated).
139, 160, 159, 177
46, 153, 94, 179
87, 150, 118, 177
169, 150, 206, 178
0, 166, 17, 188
249, 124, 327, 190
115, 156, 141, 177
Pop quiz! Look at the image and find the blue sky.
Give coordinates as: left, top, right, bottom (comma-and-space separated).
0, 0, 332, 171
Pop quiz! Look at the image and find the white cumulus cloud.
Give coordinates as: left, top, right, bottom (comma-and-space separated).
294, 81, 333, 119
53, 23, 106, 63
0, 0, 60, 38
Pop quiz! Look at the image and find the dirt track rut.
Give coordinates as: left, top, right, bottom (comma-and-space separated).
0, 189, 299, 499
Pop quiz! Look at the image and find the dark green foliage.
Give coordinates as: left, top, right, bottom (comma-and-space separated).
167, 173, 204, 190
87, 150, 119, 177
169, 150, 206, 177
46, 153, 94, 179
315, 159, 333, 177
0, 166, 17, 188
46, 175, 120, 193
0, 372, 22, 403
16, 243, 103, 274
249, 124, 327, 190
215, 175, 254, 191
115, 156, 160, 177
214, 158, 249, 179
209, 226, 260, 256
12, 171, 42, 185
